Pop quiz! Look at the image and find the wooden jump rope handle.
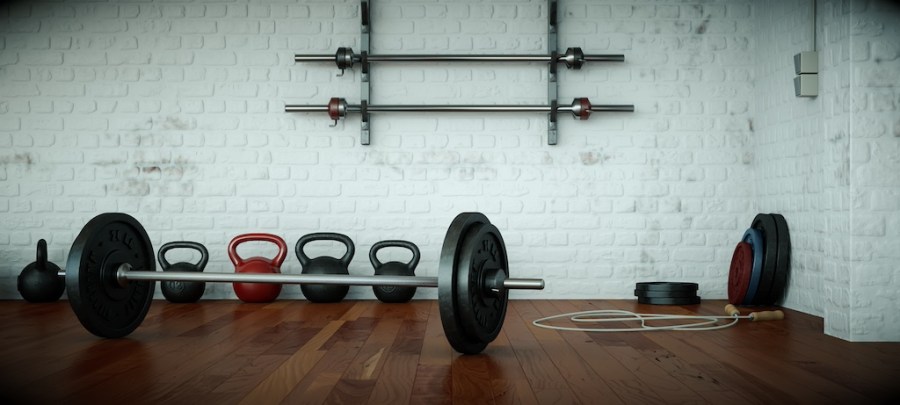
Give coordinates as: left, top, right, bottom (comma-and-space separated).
724, 304, 785, 321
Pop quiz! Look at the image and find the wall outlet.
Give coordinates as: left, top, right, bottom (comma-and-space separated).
794, 51, 818, 74
794, 74, 818, 97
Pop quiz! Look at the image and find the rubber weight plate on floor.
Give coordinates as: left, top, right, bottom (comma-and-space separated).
728, 241, 753, 305
635, 282, 698, 294
741, 228, 764, 305
750, 214, 779, 305
633, 289, 700, 298
66, 213, 156, 338
634, 282, 700, 305
637, 296, 701, 305
771, 213, 791, 304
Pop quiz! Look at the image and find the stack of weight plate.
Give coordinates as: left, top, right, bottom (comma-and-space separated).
634, 282, 700, 305
728, 213, 791, 306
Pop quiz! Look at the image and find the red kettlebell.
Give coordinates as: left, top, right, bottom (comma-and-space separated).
228, 233, 287, 303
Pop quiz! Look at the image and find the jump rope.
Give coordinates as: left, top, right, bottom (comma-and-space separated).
532, 304, 784, 333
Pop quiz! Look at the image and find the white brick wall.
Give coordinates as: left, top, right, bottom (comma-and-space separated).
0, 0, 756, 303
2, 0, 897, 341
754, 0, 900, 341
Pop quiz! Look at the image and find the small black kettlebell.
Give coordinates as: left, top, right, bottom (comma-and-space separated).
370, 240, 420, 303
296, 233, 354, 303
158, 241, 209, 303
18, 239, 65, 302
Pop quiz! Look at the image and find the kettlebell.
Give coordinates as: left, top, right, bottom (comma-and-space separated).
17, 239, 65, 302
296, 233, 354, 303
158, 241, 209, 303
229, 233, 287, 303
370, 240, 420, 303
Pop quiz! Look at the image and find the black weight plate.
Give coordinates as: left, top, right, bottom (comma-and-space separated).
750, 214, 779, 305
634, 289, 700, 299
771, 213, 791, 304
66, 213, 156, 338
456, 222, 509, 345
637, 296, 701, 305
635, 282, 698, 293
438, 212, 491, 354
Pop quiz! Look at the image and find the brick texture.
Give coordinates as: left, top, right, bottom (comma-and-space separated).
754, 0, 899, 341
1, 0, 896, 341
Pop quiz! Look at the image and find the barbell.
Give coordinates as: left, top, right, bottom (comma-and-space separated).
64, 212, 544, 354
285, 97, 635, 124
295, 47, 625, 74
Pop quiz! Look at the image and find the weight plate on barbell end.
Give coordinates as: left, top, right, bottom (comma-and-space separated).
66, 213, 156, 338
637, 296, 701, 305
771, 213, 791, 304
438, 212, 492, 355
456, 222, 509, 345
634, 289, 702, 299
750, 214, 779, 306
727, 241, 753, 305
741, 228, 765, 306
634, 282, 698, 293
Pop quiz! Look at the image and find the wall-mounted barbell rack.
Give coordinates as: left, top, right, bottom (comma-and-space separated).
285, 0, 634, 145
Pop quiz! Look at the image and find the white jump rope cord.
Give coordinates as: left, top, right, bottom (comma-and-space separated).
531, 305, 784, 333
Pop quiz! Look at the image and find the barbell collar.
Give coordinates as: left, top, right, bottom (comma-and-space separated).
115, 266, 544, 290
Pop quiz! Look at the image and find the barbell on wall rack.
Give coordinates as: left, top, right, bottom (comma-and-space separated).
295, 47, 624, 74
64, 212, 544, 354
285, 97, 635, 125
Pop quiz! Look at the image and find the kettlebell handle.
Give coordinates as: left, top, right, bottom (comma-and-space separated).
228, 233, 288, 268
295, 233, 355, 267
158, 241, 209, 271
36, 239, 48, 269
369, 240, 420, 270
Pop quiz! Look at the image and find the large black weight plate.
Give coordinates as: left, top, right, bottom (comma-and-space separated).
438, 212, 491, 354
771, 213, 791, 304
67, 213, 155, 338
456, 222, 509, 345
750, 214, 779, 305
637, 296, 701, 305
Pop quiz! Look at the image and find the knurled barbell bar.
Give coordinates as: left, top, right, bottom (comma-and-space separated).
285, 97, 635, 125
64, 212, 544, 355
295, 47, 624, 74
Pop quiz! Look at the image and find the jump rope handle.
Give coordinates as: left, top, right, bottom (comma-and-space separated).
724, 304, 785, 321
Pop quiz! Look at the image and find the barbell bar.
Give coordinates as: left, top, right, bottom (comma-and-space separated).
113, 264, 544, 291
295, 47, 624, 74
285, 97, 635, 124
65, 212, 544, 355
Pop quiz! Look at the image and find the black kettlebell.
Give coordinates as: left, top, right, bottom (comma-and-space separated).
296, 233, 354, 303
370, 240, 420, 303
18, 239, 65, 302
158, 241, 209, 303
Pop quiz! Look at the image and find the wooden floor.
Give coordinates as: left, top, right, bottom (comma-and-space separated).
1, 300, 898, 404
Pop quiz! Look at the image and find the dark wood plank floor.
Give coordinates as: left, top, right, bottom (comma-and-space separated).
1, 300, 898, 404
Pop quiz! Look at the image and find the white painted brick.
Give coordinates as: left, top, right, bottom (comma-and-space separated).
0, 0, 889, 341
